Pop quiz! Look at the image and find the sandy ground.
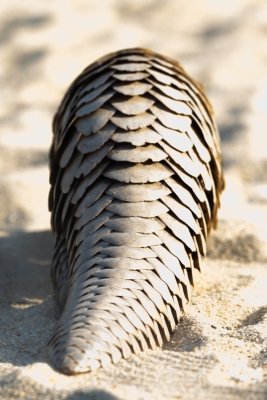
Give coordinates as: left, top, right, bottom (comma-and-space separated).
0, 0, 267, 399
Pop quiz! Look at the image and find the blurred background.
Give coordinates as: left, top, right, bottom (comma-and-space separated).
0, 1, 267, 399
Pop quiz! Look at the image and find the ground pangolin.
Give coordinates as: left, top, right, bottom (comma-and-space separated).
48, 48, 224, 375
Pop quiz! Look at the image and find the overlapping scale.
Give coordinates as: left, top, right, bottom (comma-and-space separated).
48, 48, 224, 375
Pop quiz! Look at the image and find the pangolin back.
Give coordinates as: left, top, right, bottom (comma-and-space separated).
48, 48, 224, 374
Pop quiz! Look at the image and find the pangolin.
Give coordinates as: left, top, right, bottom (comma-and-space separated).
48, 48, 224, 375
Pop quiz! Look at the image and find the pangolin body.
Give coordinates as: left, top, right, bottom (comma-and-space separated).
48, 48, 224, 375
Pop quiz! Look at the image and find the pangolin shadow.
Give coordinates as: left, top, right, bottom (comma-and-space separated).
240, 306, 267, 327
66, 390, 120, 400
0, 229, 56, 367
163, 316, 206, 352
